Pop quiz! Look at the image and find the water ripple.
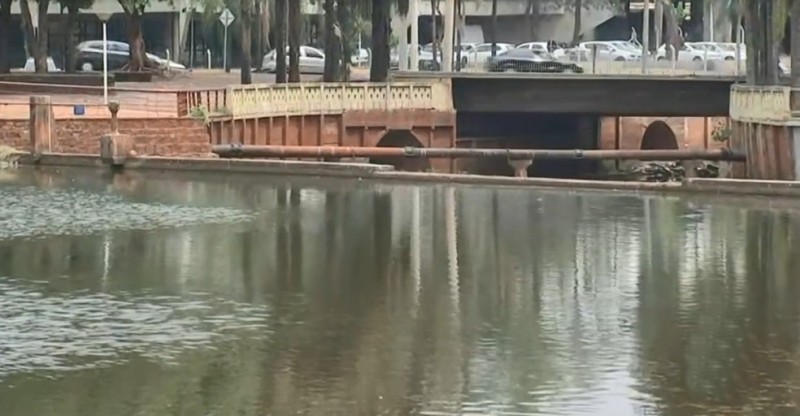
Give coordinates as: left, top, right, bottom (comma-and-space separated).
0, 186, 253, 239
0, 278, 271, 379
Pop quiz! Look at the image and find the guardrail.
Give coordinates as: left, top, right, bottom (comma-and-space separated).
729, 85, 793, 124
226, 81, 453, 118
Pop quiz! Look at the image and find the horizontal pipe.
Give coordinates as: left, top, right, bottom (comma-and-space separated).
212, 144, 746, 162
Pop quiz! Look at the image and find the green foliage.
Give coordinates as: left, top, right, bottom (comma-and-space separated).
118, 0, 151, 15
712, 121, 731, 143
59, 0, 95, 11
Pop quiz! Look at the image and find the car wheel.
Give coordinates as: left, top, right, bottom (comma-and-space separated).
724, 56, 735, 61
80, 61, 94, 72
614, 57, 625, 62
657, 56, 666, 61
692, 56, 702, 62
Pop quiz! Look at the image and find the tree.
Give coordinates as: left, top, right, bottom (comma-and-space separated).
287, 0, 301, 81
323, 0, 344, 81
661, 0, 684, 60
19, 0, 51, 73
0, 0, 11, 73
60, 0, 95, 73
490, 0, 498, 57
792, 0, 800, 88
275, 0, 287, 83
241, 0, 254, 83
572, 0, 583, 45
370, 0, 391, 80
118, 0, 150, 71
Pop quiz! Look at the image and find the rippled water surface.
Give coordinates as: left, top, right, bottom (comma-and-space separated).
2, 167, 800, 415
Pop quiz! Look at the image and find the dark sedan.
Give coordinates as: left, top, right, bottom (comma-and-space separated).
486, 49, 584, 74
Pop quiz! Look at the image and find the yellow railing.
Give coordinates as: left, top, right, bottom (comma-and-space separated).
226, 81, 453, 118
730, 85, 793, 124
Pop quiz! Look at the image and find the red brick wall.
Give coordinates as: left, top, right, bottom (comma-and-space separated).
0, 118, 211, 157
599, 116, 729, 151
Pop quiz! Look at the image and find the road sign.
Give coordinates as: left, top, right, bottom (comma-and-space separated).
219, 8, 234, 27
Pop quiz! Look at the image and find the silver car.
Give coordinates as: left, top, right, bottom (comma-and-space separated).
262, 46, 325, 74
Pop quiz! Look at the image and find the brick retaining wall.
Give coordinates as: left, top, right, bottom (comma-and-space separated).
0, 118, 211, 157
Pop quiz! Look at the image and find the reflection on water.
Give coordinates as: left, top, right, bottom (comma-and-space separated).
1, 168, 800, 415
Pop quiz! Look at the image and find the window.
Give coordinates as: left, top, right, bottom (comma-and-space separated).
304, 48, 324, 59
475, 44, 491, 53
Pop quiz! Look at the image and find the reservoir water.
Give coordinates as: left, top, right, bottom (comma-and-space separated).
1, 167, 799, 415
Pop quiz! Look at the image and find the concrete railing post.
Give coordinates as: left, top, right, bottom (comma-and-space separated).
108, 101, 120, 133
29, 95, 54, 156
100, 100, 133, 166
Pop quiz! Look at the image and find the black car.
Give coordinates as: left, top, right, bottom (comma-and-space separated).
486, 49, 584, 74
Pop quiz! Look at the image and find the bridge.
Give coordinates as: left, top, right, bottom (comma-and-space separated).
394, 72, 740, 117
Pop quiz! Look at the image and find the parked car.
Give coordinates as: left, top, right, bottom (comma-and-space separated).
688, 42, 736, 61
656, 43, 725, 62
390, 45, 438, 70
577, 41, 641, 61
261, 46, 325, 74
516, 42, 566, 59
469, 42, 514, 65
76, 40, 186, 72
23, 57, 60, 72
351, 48, 370, 66
486, 49, 584, 73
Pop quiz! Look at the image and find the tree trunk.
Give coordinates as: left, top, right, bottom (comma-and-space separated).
431, 0, 438, 67
338, 0, 351, 81
65, 6, 79, 73
745, 0, 778, 85
254, 0, 263, 65
323, 0, 343, 81
792, 0, 800, 87
0, 0, 11, 73
490, 0, 498, 57
127, 11, 147, 71
662, 0, 683, 60
572, 0, 583, 46
288, 0, 301, 82
241, 0, 253, 84
525, 0, 541, 39
19, 0, 49, 72
370, 0, 390, 81
275, 0, 287, 83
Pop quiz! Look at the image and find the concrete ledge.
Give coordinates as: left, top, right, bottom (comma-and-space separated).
15, 154, 800, 198
20, 153, 394, 177
683, 178, 800, 197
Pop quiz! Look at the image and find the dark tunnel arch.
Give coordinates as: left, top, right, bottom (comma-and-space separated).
641, 121, 679, 150
370, 130, 431, 172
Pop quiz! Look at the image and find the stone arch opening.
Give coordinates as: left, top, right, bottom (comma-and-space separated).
641, 121, 679, 150
370, 130, 431, 172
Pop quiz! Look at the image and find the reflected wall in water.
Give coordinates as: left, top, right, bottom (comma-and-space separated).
2, 168, 800, 415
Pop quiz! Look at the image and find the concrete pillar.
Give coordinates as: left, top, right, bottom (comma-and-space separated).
442, 0, 455, 72
100, 101, 134, 166
392, 8, 409, 70
29, 95, 54, 155
410, 0, 419, 70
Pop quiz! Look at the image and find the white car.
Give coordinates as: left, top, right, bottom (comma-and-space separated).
690, 42, 737, 61
468, 42, 514, 65
578, 41, 641, 61
23, 57, 60, 72
261, 46, 325, 74
656, 43, 725, 62
718, 43, 747, 60
516, 42, 566, 59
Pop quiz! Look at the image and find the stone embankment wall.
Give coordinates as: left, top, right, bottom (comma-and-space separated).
599, 117, 728, 151
0, 119, 211, 157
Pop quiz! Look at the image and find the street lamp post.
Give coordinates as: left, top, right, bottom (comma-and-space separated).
96, 13, 113, 105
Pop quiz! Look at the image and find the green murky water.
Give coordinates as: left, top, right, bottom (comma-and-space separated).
0, 167, 799, 415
